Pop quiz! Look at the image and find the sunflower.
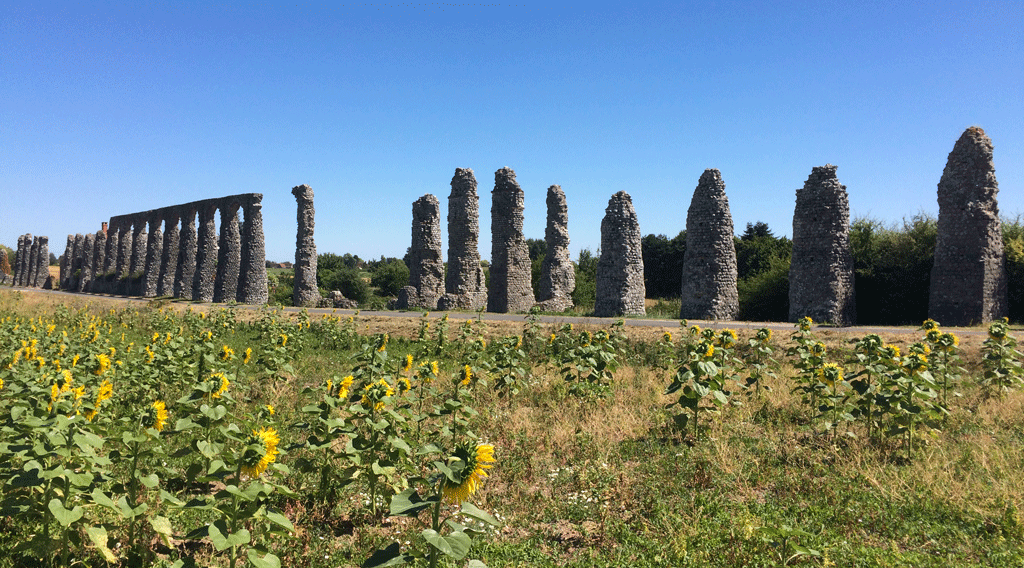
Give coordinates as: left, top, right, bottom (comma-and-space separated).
810, 341, 826, 357
403, 354, 414, 374
430, 361, 439, 376
221, 345, 235, 361
210, 373, 230, 399
798, 317, 813, 332
361, 378, 393, 411
397, 377, 412, 394
376, 333, 389, 353
698, 341, 715, 359
921, 319, 939, 331
818, 362, 843, 390
925, 329, 941, 343
243, 347, 253, 364
937, 332, 959, 353
904, 353, 928, 374
662, 331, 673, 343
441, 443, 496, 504
719, 329, 738, 347
756, 328, 772, 343
240, 427, 280, 480
548, 333, 557, 344
338, 375, 354, 399
988, 321, 1009, 341
93, 353, 112, 376
460, 365, 473, 386
148, 400, 169, 432
279, 334, 288, 347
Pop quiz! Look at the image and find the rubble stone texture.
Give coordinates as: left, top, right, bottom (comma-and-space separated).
537, 185, 576, 312
92, 231, 106, 291
60, 235, 73, 287
78, 234, 94, 292
103, 229, 117, 275
214, 204, 241, 303
193, 205, 218, 302
116, 228, 132, 278
34, 236, 49, 288
238, 196, 268, 304
0, 248, 10, 276
158, 214, 179, 297
71, 233, 85, 290
404, 194, 445, 309
26, 237, 40, 288
679, 169, 739, 320
595, 191, 646, 317
292, 184, 321, 308
15, 235, 30, 287
929, 126, 1007, 325
441, 168, 487, 310
175, 209, 198, 300
488, 167, 535, 313
143, 216, 163, 297
788, 164, 856, 326
129, 226, 146, 276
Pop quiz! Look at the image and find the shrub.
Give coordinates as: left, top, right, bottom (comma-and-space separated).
369, 259, 409, 297
321, 267, 369, 304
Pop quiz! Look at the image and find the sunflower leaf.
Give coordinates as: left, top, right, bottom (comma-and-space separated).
421, 529, 471, 560
460, 502, 500, 527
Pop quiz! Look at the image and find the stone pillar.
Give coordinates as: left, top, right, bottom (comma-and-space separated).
143, 213, 163, 297
59, 235, 73, 288
34, 236, 49, 289
103, 225, 117, 275
440, 168, 487, 310
26, 236, 41, 288
292, 184, 321, 307
70, 234, 85, 291
679, 169, 739, 320
129, 222, 146, 276
158, 212, 179, 296
595, 191, 646, 317
175, 208, 198, 300
537, 184, 576, 312
929, 126, 1007, 326
238, 195, 268, 304
78, 234, 95, 292
213, 202, 241, 303
788, 164, 856, 326
92, 231, 106, 292
0, 248, 10, 278
193, 203, 218, 302
116, 227, 132, 278
402, 194, 444, 309
488, 167, 535, 313
14, 235, 27, 286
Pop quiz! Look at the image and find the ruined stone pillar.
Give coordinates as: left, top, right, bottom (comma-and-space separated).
92, 231, 106, 292
788, 165, 856, 326
158, 213, 179, 296
238, 195, 268, 304
34, 236, 49, 289
26, 236, 40, 288
14, 235, 29, 287
401, 194, 444, 309
193, 204, 218, 302
213, 202, 241, 303
103, 225, 117, 275
0, 248, 10, 279
116, 227, 132, 278
78, 234, 94, 292
143, 213, 163, 297
929, 126, 1007, 325
537, 185, 576, 312
59, 235, 74, 288
488, 167, 535, 313
292, 184, 321, 307
440, 168, 487, 310
595, 191, 646, 317
175, 208, 197, 299
129, 222, 146, 276
70, 234, 85, 291
679, 169, 739, 320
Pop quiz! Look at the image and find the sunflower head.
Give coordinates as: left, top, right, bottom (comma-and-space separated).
220, 345, 235, 361
856, 334, 882, 355
360, 378, 393, 411
697, 341, 715, 359
441, 443, 496, 504
240, 427, 280, 480
810, 341, 826, 357
937, 332, 959, 353
925, 329, 941, 343
460, 365, 473, 387
403, 354, 414, 374
146, 400, 169, 432
689, 324, 703, 337
701, 328, 717, 341
243, 347, 253, 365
921, 318, 939, 331
908, 342, 930, 355
988, 321, 1009, 341
798, 317, 813, 332
662, 331, 673, 343
904, 353, 928, 374
756, 328, 772, 343
718, 329, 738, 347
209, 373, 230, 399
818, 362, 843, 389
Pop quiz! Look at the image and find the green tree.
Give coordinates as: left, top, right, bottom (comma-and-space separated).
370, 258, 410, 297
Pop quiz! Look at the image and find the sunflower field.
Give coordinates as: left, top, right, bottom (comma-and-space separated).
2, 290, 1024, 567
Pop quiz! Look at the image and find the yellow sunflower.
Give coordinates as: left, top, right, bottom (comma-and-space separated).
442, 443, 496, 504
240, 427, 280, 479
149, 400, 169, 432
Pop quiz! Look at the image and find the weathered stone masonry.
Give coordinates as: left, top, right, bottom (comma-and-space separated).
440, 168, 488, 310
537, 185, 575, 312
788, 164, 856, 326
488, 167, 535, 313
400, 194, 445, 310
595, 191, 646, 317
292, 185, 321, 308
929, 126, 1007, 326
679, 169, 739, 320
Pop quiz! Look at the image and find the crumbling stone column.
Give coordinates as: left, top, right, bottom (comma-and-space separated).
679, 169, 739, 320
33, 236, 48, 289
292, 184, 321, 307
929, 126, 1007, 325
440, 168, 487, 310
129, 222, 146, 277
116, 227, 132, 278
158, 213, 179, 296
789, 164, 856, 326
214, 202, 241, 303
238, 195, 268, 304
537, 185, 576, 312
0, 248, 10, 278
26, 237, 40, 288
488, 167, 535, 313
70, 234, 85, 291
14, 235, 29, 286
193, 204, 218, 302
595, 191, 646, 317
59, 235, 73, 288
401, 194, 444, 310
103, 227, 118, 275
92, 231, 106, 292
175, 208, 198, 300
78, 234, 95, 292
143, 214, 163, 297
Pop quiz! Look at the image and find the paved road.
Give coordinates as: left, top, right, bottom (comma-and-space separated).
7, 285, 992, 337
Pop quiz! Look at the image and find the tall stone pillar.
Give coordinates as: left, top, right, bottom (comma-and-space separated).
71, 234, 85, 291
788, 165, 856, 326
402, 194, 444, 309
595, 191, 646, 317
213, 202, 241, 303
929, 126, 1007, 325
0, 248, 9, 279
537, 184, 576, 312
679, 169, 739, 320
34, 236, 49, 289
78, 234, 95, 292
292, 184, 321, 307
238, 195, 268, 304
143, 214, 163, 297
440, 168, 487, 310
175, 208, 198, 300
92, 231, 106, 292
129, 223, 146, 276
60, 234, 74, 288
116, 227, 132, 278
103, 225, 118, 275
26, 236, 41, 288
193, 203, 218, 302
158, 213, 179, 297
488, 167, 535, 313
14, 235, 28, 286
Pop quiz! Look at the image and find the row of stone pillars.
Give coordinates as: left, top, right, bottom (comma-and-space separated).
58, 193, 267, 304
8, 234, 50, 288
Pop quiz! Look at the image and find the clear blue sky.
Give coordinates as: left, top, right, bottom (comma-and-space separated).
3, 1, 1022, 264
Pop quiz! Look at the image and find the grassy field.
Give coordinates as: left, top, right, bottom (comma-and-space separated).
1, 289, 1023, 567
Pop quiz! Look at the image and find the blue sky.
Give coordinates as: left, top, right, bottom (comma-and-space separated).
3, 1, 1022, 264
